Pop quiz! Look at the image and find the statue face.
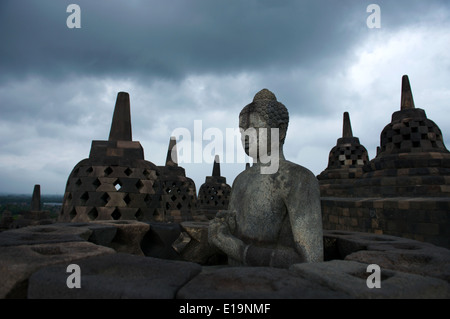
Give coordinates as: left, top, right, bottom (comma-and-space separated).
239, 111, 274, 159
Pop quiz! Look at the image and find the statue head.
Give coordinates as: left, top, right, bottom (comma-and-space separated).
239, 89, 289, 160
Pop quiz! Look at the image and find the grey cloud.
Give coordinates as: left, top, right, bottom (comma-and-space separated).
3, 0, 447, 114
0, 0, 372, 83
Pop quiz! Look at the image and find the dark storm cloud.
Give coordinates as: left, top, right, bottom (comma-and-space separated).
0, 0, 371, 82
2, 0, 448, 82
2, 1, 447, 103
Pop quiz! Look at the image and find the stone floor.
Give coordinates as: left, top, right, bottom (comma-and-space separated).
0, 221, 448, 299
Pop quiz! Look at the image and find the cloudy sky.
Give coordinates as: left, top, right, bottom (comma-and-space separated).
1, 0, 449, 195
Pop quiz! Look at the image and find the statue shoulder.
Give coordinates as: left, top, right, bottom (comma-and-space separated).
280, 160, 317, 182
231, 168, 250, 188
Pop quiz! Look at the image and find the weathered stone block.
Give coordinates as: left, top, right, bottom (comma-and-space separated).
92, 220, 150, 255
140, 222, 181, 260
344, 238, 450, 283
177, 266, 347, 299
290, 260, 448, 298
0, 242, 115, 299
0, 224, 92, 247
329, 215, 339, 224
28, 253, 201, 299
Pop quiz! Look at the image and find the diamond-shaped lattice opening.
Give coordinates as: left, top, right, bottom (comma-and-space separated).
88, 208, 98, 221
144, 194, 152, 205
170, 195, 177, 202
124, 194, 131, 205
80, 192, 89, 204
176, 202, 182, 209
104, 166, 113, 176
69, 208, 77, 220
136, 180, 144, 191
135, 209, 143, 221
100, 192, 110, 205
124, 167, 133, 176
181, 195, 187, 201
92, 178, 101, 189
114, 179, 122, 191
75, 178, 82, 187
86, 166, 94, 174
111, 209, 121, 220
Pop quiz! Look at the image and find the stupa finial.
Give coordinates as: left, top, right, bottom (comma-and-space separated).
109, 92, 132, 141
166, 136, 178, 167
212, 155, 221, 177
342, 112, 353, 138
401, 75, 415, 110
31, 184, 41, 211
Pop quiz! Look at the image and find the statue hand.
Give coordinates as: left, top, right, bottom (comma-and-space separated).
208, 211, 245, 264
271, 249, 304, 268
208, 216, 230, 238
244, 245, 304, 268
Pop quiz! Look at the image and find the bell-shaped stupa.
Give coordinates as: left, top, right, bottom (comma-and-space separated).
357, 75, 450, 197
157, 137, 198, 222
59, 92, 163, 222
317, 112, 370, 196
197, 155, 232, 219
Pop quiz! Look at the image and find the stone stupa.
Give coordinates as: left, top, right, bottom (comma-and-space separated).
156, 137, 198, 223
197, 155, 231, 219
317, 112, 370, 196
356, 75, 450, 197
59, 92, 163, 222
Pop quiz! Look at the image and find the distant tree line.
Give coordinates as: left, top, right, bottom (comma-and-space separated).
0, 194, 63, 218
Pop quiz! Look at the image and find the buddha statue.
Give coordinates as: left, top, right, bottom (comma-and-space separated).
208, 89, 323, 268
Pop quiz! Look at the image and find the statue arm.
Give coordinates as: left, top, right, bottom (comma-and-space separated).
285, 172, 324, 263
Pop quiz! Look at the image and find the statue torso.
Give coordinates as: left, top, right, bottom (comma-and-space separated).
229, 160, 301, 247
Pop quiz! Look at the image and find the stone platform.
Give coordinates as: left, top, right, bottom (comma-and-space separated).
0, 221, 448, 299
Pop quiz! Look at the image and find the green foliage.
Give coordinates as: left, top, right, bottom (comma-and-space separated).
0, 194, 63, 218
